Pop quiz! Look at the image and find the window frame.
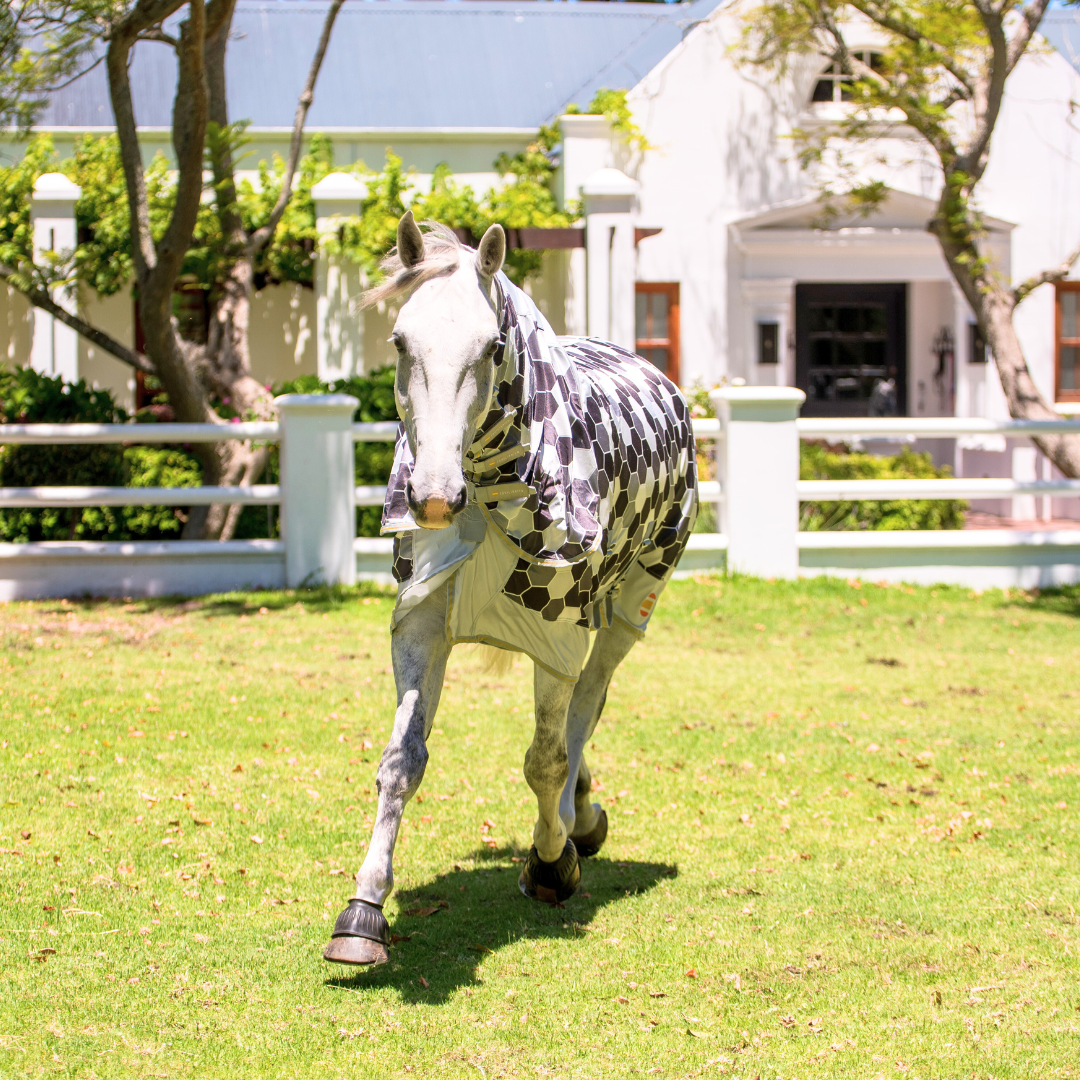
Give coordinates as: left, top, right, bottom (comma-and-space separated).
811, 50, 885, 105
634, 282, 681, 386
1056, 282, 1080, 402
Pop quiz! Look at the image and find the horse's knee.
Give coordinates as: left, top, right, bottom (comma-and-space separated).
523, 742, 569, 795
376, 731, 428, 801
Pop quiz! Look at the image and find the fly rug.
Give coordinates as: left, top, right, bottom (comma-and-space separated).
324, 213, 698, 966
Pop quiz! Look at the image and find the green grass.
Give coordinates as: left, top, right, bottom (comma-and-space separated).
1, 575, 1078, 1079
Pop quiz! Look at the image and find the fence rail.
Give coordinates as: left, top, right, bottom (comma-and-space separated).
4, 391, 1080, 598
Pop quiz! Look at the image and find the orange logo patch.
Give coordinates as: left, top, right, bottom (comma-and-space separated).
639, 593, 657, 619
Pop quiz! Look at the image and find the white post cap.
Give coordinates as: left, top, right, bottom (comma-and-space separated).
310, 173, 369, 202
582, 168, 639, 197
711, 386, 806, 419
33, 173, 82, 202
275, 393, 359, 413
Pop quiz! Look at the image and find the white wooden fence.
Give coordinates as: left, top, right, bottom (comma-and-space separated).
2, 389, 1079, 600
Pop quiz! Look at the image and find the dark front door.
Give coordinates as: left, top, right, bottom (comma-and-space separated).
795, 283, 907, 417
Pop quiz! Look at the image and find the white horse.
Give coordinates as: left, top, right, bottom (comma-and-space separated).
325, 213, 698, 966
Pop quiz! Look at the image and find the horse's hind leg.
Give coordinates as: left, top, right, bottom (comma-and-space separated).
518, 668, 580, 903
324, 582, 451, 967
560, 621, 639, 857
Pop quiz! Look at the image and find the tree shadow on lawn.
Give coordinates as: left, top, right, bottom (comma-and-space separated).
324, 845, 676, 1004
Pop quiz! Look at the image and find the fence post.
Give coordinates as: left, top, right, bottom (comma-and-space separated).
31, 173, 82, 382
275, 394, 359, 588
711, 386, 806, 579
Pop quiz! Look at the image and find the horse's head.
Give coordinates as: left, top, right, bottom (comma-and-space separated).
386, 212, 506, 529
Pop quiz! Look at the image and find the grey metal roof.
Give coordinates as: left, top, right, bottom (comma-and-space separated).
1040, 8, 1080, 73
38, 0, 721, 131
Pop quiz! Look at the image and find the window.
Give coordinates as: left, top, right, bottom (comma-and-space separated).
968, 321, 988, 364
812, 51, 885, 104
1057, 283, 1080, 400
757, 322, 779, 365
635, 283, 680, 384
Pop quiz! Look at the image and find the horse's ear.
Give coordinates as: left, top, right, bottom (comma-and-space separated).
476, 223, 505, 279
397, 211, 424, 269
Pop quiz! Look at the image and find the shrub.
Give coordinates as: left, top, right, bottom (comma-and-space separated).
800, 441, 966, 531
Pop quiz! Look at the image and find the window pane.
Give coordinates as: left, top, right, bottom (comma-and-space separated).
1062, 346, 1079, 390
1062, 292, 1077, 340
652, 293, 668, 340
812, 78, 834, 102
635, 292, 648, 341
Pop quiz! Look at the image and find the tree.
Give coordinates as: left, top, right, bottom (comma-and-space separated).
739, 0, 1080, 477
0, 0, 344, 539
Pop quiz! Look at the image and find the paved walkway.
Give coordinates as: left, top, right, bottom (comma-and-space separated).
963, 511, 1080, 531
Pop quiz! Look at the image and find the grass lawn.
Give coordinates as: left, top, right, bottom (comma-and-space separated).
1, 575, 1078, 1079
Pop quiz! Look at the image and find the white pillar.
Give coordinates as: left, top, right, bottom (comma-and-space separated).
583, 168, 638, 351
30, 173, 81, 382
275, 393, 359, 588
711, 386, 806, 580
311, 173, 369, 382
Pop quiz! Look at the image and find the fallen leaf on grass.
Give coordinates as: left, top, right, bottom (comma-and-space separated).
723, 973, 742, 991
417, 975, 429, 989
389, 933, 412, 944
616, 996, 629, 1005
249, 835, 263, 844
402, 901, 449, 918
685, 969, 697, 979
649, 990, 667, 999
193, 817, 212, 826
232, 764, 243, 773
469, 944, 494, 955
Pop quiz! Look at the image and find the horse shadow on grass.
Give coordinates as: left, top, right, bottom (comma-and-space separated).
324, 845, 676, 1003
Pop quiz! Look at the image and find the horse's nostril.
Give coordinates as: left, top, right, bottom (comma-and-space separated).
405, 479, 417, 509
450, 485, 468, 514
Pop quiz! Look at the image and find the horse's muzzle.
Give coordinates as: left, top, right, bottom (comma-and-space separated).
407, 479, 468, 529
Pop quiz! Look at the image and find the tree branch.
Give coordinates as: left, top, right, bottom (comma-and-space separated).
847, 0, 975, 99
0, 263, 154, 374
1013, 241, 1080, 305
246, 0, 345, 256
136, 29, 179, 47
1007, 0, 1052, 76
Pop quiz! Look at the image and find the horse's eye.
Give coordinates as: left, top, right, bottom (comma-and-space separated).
390, 334, 406, 353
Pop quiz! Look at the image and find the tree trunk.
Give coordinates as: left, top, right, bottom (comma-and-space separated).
933, 191, 1080, 480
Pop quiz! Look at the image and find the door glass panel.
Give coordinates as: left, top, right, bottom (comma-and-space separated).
1063, 292, 1077, 340
651, 293, 668, 340
805, 299, 892, 411
635, 292, 648, 342
1062, 346, 1079, 390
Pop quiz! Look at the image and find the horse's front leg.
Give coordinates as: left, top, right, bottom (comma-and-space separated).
518, 667, 581, 903
324, 582, 451, 966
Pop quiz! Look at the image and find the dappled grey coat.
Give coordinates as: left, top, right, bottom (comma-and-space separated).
381, 275, 698, 680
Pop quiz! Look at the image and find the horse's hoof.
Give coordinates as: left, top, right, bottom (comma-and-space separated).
323, 935, 390, 966
518, 838, 580, 903
323, 898, 391, 966
571, 807, 608, 858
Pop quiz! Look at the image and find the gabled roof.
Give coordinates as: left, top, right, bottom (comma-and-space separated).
38, 0, 722, 132
733, 189, 1015, 233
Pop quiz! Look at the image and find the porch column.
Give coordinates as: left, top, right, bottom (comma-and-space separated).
583, 168, 638, 351
741, 278, 794, 386
311, 173, 369, 382
712, 386, 806, 580
30, 173, 81, 382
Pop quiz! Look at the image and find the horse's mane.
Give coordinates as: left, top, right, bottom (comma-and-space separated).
359, 221, 468, 309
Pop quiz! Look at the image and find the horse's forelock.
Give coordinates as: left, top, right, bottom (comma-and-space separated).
359, 221, 470, 309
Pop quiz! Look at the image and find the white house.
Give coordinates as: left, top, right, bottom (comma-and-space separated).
5, 0, 1080, 510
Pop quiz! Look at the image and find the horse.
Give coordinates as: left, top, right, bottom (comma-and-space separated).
324, 212, 698, 966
